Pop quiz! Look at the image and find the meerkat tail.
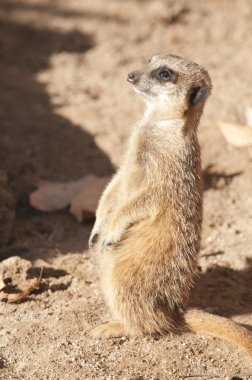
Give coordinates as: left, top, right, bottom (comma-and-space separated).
185, 308, 252, 356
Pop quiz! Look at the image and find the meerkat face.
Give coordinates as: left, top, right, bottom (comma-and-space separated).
127, 54, 212, 112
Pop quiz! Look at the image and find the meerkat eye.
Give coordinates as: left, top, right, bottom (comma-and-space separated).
158, 70, 172, 81
151, 68, 178, 83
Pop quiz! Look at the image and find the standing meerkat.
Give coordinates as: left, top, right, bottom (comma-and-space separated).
89, 54, 252, 356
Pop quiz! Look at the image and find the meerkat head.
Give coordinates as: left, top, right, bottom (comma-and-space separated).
127, 54, 212, 117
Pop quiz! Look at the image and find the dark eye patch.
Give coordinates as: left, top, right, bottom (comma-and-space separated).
151, 67, 178, 84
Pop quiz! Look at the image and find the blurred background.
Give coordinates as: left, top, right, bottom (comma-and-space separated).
0, 0, 252, 378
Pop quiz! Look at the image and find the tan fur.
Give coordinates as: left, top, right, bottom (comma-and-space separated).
89, 54, 252, 357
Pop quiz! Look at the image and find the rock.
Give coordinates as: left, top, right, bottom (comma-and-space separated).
0, 256, 32, 287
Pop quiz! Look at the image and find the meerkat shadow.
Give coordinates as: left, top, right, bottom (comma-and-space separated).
0, 2, 114, 261
190, 257, 252, 321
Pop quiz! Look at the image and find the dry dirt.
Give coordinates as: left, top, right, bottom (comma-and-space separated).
0, 0, 252, 379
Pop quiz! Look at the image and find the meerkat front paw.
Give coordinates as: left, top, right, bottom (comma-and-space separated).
101, 224, 126, 253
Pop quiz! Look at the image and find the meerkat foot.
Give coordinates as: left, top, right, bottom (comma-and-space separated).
89, 322, 130, 338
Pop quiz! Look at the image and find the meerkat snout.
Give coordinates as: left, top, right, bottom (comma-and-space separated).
127, 71, 139, 84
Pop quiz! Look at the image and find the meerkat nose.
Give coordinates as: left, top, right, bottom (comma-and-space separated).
127, 71, 139, 84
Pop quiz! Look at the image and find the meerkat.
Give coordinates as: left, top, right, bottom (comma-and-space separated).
88, 54, 252, 356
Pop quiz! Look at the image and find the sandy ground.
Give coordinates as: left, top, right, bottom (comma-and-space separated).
0, 0, 252, 379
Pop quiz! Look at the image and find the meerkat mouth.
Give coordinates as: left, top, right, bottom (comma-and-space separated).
133, 86, 142, 94
133, 85, 154, 98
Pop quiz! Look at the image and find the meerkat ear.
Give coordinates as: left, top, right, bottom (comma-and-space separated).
188, 83, 209, 107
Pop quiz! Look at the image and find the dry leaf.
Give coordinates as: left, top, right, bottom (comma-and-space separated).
29, 180, 86, 211
7, 267, 43, 303
69, 176, 109, 222
246, 107, 252, 127
218, 121, 252, 147
30, 175, 109, 222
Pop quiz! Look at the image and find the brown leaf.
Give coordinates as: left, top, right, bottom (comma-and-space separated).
246, 107, 252, 127
7, 267, 43, 303
218, 121, 252, 147
0, 291, 7, 301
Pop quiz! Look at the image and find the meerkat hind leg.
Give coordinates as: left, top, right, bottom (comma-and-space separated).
89, 322, 138, 339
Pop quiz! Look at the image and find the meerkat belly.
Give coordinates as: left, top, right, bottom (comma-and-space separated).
101, 217, 197, 334
118, 162, 145, 198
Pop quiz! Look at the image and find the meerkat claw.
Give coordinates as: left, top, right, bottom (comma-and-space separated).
89, 233, 99, 248
101, 239, 114, 254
